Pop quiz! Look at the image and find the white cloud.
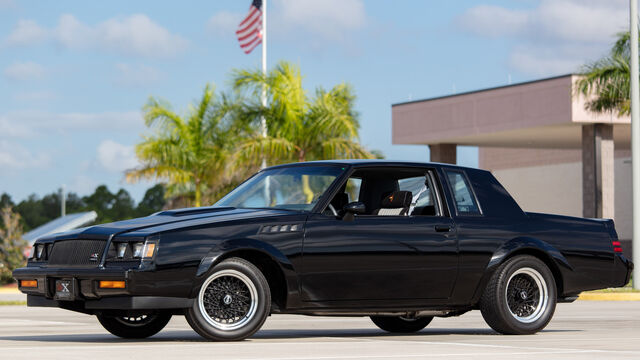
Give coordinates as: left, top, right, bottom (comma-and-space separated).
4, 19, 47, 45
114, 63, 162, 87
457, 0, 629, 75
0, 140, 50, 169
0, 116, 32, 137
275, 0, 366, 41
0, 110, 145, 139
3, 61, 45, 81
4, 14, 189, 57
207, 11, 242, 35
69, 174, 100, 196
97, 139, 139, 173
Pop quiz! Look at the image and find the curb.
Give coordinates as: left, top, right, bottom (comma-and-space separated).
578, 292, 640, 301
0, 288, 20, 294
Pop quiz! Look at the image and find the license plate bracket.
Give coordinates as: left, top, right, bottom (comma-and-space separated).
54, 278, 75, 301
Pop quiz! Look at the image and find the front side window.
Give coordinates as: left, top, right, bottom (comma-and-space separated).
398, 176, 434, 208
445, 170, 481, 215
215, 166, 344, 211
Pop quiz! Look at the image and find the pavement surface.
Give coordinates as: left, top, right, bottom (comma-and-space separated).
0, 301, 638, 360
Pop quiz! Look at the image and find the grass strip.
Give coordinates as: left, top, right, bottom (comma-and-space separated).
0, 301, 26, 306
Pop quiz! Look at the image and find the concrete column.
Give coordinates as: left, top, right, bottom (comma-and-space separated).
429, 144, 456, 164
582, 124, 615, 219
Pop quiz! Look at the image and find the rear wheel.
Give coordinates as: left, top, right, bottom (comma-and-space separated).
480, 255, 557, 335
370, 316, 433, 333
185, 257, 271, 341
97, 312, 171, 339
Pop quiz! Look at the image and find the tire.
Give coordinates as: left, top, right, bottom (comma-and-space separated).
370, 316, 433, 333
97, 312, 171, 339
185, 257, 271, 341
479, 255, 557, 335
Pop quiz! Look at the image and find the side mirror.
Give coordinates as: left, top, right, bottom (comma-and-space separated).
343, 201, 366, 215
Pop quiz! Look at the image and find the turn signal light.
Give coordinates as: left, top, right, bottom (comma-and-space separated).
143, 243, 156, 258
20, 280, 37, 288
99, 281, 125, 289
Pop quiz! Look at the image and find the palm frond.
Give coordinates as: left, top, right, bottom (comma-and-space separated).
317, 137, 374, 160
142, 97, 185, 133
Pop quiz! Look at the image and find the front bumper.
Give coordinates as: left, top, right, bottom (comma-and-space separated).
27, 294, 193, 310
13, 265, 195, 311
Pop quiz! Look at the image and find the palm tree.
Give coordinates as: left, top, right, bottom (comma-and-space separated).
576, 31, 636, 115
231, 61, 375, 167
126, 84, 245, 207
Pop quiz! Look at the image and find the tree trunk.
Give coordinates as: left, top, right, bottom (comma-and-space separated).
194, 178, 201, 207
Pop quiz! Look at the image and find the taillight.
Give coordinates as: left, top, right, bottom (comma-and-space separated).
612, 240, 623, 253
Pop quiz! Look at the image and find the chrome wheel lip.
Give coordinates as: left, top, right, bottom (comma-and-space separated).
505, 267, 548, 324
198, 269, 258, 331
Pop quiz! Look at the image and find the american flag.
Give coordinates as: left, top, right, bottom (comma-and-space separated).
236, 0, 263, 54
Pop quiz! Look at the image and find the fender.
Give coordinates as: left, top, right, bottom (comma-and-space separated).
196, 238, 294, 276
193, 238, 301, 306
470, 236, 573, 304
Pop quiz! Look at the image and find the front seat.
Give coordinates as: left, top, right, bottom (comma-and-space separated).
374, 191, 413, 216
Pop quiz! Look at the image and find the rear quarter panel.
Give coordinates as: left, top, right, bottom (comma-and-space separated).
524, 213, 616, 294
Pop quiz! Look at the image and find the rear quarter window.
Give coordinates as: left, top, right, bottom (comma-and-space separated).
445, 170, 481, 216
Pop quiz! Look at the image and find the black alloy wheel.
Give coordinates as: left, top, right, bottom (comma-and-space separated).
97, 312, 172, 339
370, 316, 433, 333
480, 255, 557, 335
186, 257, 271, 341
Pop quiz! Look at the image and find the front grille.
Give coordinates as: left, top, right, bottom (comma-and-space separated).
48, 240, 107, 266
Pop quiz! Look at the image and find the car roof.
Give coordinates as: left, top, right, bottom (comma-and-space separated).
264, 159, 482, 172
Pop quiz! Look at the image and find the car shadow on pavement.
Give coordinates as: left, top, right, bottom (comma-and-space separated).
251, 328, 579, 340
0, 328, 580, 343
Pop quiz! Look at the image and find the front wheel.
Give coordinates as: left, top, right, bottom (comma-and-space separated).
97, 312, 171, 339
480, 255, 557, 335
185, 257, 271, 341
370, 316, 433, 333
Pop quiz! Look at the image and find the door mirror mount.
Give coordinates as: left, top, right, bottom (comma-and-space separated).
342, 202, 365, 221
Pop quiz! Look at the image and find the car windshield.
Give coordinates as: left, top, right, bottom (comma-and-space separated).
214, 165, 345, 211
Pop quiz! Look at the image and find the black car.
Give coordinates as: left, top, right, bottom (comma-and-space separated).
14, 160, 633, 340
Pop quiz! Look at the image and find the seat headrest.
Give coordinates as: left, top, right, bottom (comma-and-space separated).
381, 191, 412, 208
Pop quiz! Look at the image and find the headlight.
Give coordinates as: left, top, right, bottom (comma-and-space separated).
132, 242, 144, 258
111, 239, 157, 260
35, 244, 44, 260
117, 243, 127, 258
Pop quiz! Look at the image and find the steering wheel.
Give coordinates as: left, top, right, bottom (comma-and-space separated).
327, 204, 339, 217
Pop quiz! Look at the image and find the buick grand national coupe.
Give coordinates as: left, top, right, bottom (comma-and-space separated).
14, 161, 633, 340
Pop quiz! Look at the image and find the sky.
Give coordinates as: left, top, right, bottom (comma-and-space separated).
0, 0, 633, 203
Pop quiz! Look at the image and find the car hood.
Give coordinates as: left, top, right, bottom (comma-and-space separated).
41, 207, 297, 241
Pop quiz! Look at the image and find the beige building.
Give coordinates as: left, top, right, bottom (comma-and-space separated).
392, 75, 632, 257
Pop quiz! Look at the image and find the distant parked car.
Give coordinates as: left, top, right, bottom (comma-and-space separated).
14, 160, 633, 340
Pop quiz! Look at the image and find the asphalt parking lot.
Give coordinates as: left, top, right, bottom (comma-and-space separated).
0, 301, 638, 360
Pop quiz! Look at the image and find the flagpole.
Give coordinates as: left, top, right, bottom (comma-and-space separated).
260, 0, 268, 169
260, 0, 270, 206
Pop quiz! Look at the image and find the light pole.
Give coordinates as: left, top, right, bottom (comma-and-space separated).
630, 0, 640, 289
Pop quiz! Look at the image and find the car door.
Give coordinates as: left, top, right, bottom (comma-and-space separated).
300, 167, 459, 302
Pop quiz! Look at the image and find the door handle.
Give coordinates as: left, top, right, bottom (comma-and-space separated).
434, 225, 452, 232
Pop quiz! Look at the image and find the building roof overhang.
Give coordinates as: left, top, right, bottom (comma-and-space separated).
392, 74, 630, 149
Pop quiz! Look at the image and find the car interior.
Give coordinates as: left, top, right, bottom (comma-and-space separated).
323, 168, 443, 218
